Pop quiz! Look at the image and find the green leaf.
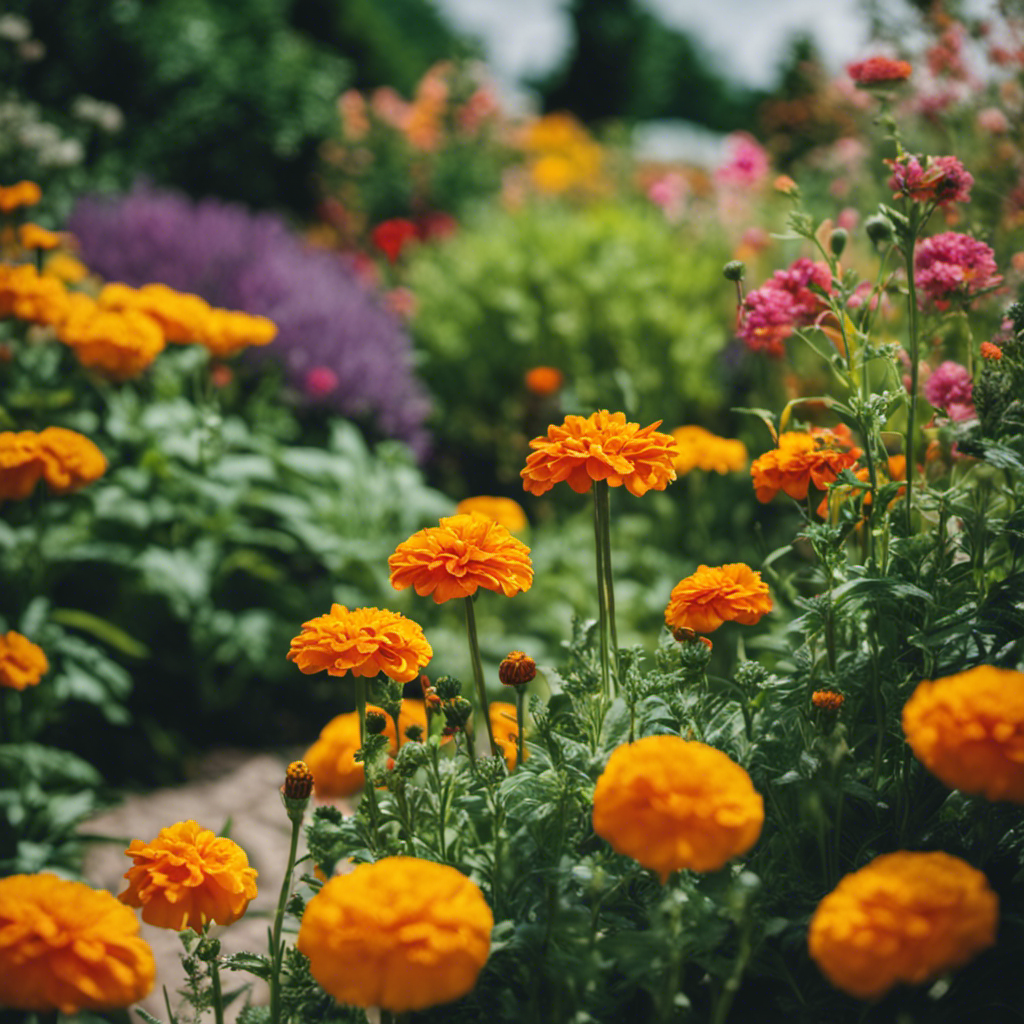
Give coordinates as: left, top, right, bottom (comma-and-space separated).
136, 1008, 166, 1024
49, 608, 150, 659
221, 952, 272, 981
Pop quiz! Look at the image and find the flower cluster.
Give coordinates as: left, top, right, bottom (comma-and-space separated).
750, 431, 861, 504
0, 263, 69, 326
887, 154, 973, 206
809, 851, 997, 998
58, 293, 166, 379
671, 425, 748, 475
738, 258, 832, 357
0, 427, 106, 500
0, 631, 49, 690
915, 232, 1002, 309
521, 113, 604, 194
923, 360, 975, 421
665, 564, 772, 634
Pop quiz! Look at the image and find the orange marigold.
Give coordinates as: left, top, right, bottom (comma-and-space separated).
0, 181, 42, 214
119, 820, 258, 932
522, 410, 678, 497
0, 631, 49, 690
18, 223, 61, 251
671, 426, 748, 475
0, 873, 155, 1013
902, 665, 1024, 802
58, 294, 166, 379
490, 701, 524, 770
812, 689, 845, 712
287, 605, 432, 683
455, 495, 528, 533
297, 857, 493, 1012
592, 735, 764, 881
0, 262, 70, 326
199, 308, 277, 358
498, 650, 536, 687
665, 563, 772, 634
524, 365, 564, 396
808, 851, 997, 999
99, 282, 212, 344
389, 512, 533, 604
750, 431, 861, 503
0, 430, 45, 501
36, 426, 107, 494
980, 341, 1003, 361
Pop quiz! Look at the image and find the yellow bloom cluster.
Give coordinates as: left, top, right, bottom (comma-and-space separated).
0, 263, 70, 326
671, 426, 748, 475
521, 113, 604, 194
0, 427, 107, 500
59, 293, 166, 380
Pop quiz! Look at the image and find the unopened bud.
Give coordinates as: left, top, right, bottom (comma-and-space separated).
671, 626, 712, 651
283, 760, 314, 800
829, 228, 848, 257
865, 214, 894, 247
498, 650, 536, 687
812, 689, 845, 712
365, 710, 388, 735
434, 675, 462, 700
442, 696, 473, 728
404, 723, 424, 743
723, 260, 746, 283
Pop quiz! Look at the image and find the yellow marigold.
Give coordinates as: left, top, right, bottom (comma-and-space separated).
0, 181, 42, 214
490, 701, 524, 770
36, 426, 107, 494
99, 282, 213, 344
389, 512, 533, 604
592, 735, 764, 881
0, 873, 155, 1013
671, 426, 748, 475
808, 851, 998, 999
902, 665, 1024, 802
521, 410, 678, 497
119, 820, 258, 932
297, 857, 493, 1012
18, 223, 61, 251
665, 563, 772, 634
0, 262, 70, 326
305, 700, 428, 798
750, 431, 861, 503
58, 294, 166, 379
0, 430, 45, 501
455, 495, 528, 533
198, 308, 277, 358
287, 605, 432, 683
0, 631, 49, 690
43, 253, 89, 284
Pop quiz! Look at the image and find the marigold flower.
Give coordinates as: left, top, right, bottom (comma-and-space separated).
389, 513, 533, 604
915, 232, 1002, 308
593, 736, 764, 880
750, 431, 861, 503
524, 365, 564, 395
283, 760, 314, 801
980, 341, 1003, 360
455, 495, 528, 533
36, 426, 107, 494
902, 665, 1024, 802
0, 262, 70, 326
521, 410, 678, 497
671, 426, 748, 475
847, 56, 913, 85
298, 857, 493, 1012
58, 294, 166, 379
490, 701, 524, 770
808, 851, 997, 999
99, 282, 212, 344
0, 181, 42, 213
0, 631, 49, 690
198, 308, 277, 358
665, 563, 772, 634
287, 605, 432, 683
119, 820, 258, 932
0, 430, 45, 500
0, 873, 155, 1013
812, 689, 845, 712
18, 223, 61, 251
498, 650, 536, 687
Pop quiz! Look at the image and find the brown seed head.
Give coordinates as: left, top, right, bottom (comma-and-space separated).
499, 650, 537, 687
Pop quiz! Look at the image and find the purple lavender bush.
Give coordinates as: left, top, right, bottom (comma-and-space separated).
68, 185, 431, 456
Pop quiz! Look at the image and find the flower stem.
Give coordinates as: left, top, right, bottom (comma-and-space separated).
592, 484, 611, 697
269, 809, 303, 1024
903, 225, 920, 528
209, 952, 225, 1024
596, 481, 620, 689
464, 596, 498, 757
515, 685, 525, 769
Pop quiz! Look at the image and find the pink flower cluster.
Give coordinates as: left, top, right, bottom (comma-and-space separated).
924, 360, 975, 421
915, 232, 1002, 308
887, 154, 973, 206
716, 133, 770, 189
739, 258, 831, 357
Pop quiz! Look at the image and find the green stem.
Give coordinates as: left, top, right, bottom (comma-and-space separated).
464, 596, 498, 757
903, 231, 920, 528
596, 480, 620, 690
592, 484, 611, 698
210, 953, 225, 1024
515, 685, 525, 770
269, 811, 303, 1024
711, 913, 754, 1024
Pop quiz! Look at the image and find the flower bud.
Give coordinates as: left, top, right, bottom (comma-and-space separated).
434, 675, 462, 700
498, 650, 536, 687
672, 626, 712, 651
865, 214, 894, 247
404, 723, 424, 743
365, 710, 388, 735
195, 936, 221, 961
723, 260, 746, 282
283, 760, 314, 800
442, 696, 473, 728
829, 228, 848, 257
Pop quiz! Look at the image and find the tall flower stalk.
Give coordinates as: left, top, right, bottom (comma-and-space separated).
464, 595, 498, 757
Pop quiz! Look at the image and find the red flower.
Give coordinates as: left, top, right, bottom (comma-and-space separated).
371, 219, 419, 264
848, 56, 912, 85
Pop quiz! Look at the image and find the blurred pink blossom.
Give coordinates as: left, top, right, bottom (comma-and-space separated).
716, 133, 770, 189
924, 360, 974, 419
304, 365, 340, 399
977, 107, 1010, 134
647, 172, 690, 223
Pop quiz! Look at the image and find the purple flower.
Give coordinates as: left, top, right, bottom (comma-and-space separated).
924, 360, 975, 420
68, 185, 431, 456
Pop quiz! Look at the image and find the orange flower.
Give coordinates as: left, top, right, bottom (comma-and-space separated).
198, 308, 277, 357
593, 736, 764, 881
490, 701, 524, 770
297, 857, 493, 1012
521, 410, 678, 497
455, 495, 528, 533
980, 341, 1003, 361
498, 650, 536, 687
808, 851, 997, 999
848, 56, 913, 86
18, 223, 61, 251
0, 263, 70, 326
0, 431, 46, 500
58, 294, 166, 379
665, 563, 772, 634
902, 665, 1024, 802
0, 181, 42, 214
288, 605, 432, 682
43, 253, 89, 284
389, 512, 533, 604
671, 426, 748, 475
0, 873, 155, 1013
119, 820, 258, 932
750, 431, 861, 503
99, 282, 212, 344
812, 689, 844, 711
36, 427, 107, 494
524, 365, 564, 396
0, 631, 49, 690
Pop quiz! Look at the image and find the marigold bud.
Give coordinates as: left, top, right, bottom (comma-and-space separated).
404, 723, 424, 743
723, 260, 746, 282
365, 710, 388, 735
442, 696, 473, 729
865, 214, 894, 247
434, 675, 462, 700
671, 626, 713, 650
812, 690, 845, 712
499, 650, 536, 687
283, 761, 314, 800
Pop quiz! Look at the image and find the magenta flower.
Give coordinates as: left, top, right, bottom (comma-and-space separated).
715, 133, 770, 189
887, 154, 973, 206
915, 232, 1002, 308
924, 360, 975, 420
737, 258, 832, 357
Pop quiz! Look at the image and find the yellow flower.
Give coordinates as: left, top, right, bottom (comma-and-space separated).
808, 851, 998, 999
489, 701, 524, 770
288, 605, 432, 683
902, 665, 1024, 802
297, 857, 493, 1012
0, 631, 49, 690
0, 181, 42, 214
198, 308, 277, 357
455, 495, 528, 533
0, 430, 46, 501
99, 282, 212, 344
18, 223, 61, 251
592, 735, 764, 881
671, 426, 748, 475
119, 820, 258, 932
36, 426, 107, 494
0, 262, 70, 326
58, 293, 166, 379
522, 410, 678, 497
0, 873, 155, 1013
389, 513, 533, 604
664, 563, 772, 634
43, 253, 89, 284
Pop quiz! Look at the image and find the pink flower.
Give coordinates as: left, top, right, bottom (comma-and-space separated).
977, 107, 1010, 134
847, 56, 912, 85
737, 258, 831, 357
837, 208, 860, 232
915, 233, 1002, 308
887, 155, 973, 206
647, 172, 690, 222
716, 133, 770, 189
924, 360, 974, 419
304, 366, 339, 398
